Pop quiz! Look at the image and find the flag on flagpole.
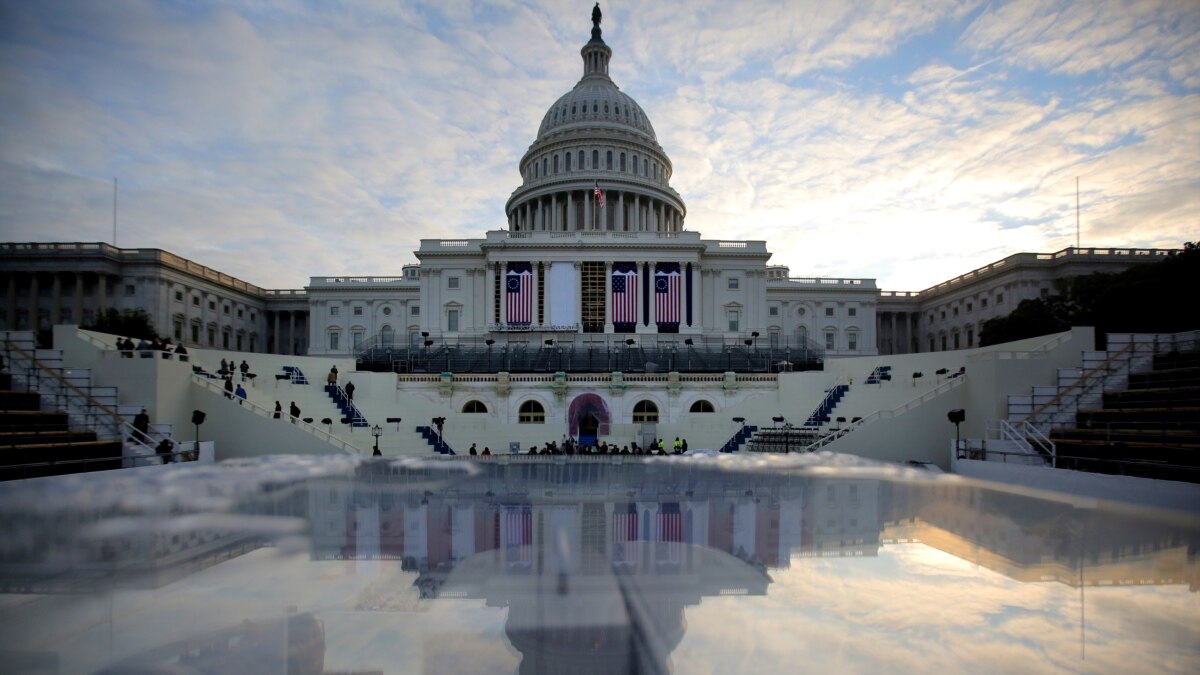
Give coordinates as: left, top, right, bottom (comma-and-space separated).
594, 181, 605, 208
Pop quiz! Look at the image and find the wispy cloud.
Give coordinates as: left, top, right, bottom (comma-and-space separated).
0, 0, 1196, 290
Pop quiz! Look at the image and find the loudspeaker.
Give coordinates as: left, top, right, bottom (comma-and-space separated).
191, 410, 207, 425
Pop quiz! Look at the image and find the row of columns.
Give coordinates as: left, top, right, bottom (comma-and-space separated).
269, 309, 305, 355
494, 260, 697, 333
877, 311, 918, 354
3, 271, 111, 331
510, 189, 683, 233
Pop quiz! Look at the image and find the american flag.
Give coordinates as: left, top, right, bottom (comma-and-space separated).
613, 509, 638, 565
504, 508, 532, 565
655, 265, 680, 324
658, 510, 683, 563
594, 182, 605, 208
611, 264, 637, 324
506, 263, 532, 324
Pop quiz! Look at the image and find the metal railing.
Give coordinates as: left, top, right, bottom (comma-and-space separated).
805, 374, 968, 452
4, 338, 125, 441
0, 447, 204, 481
190, 374, 363, 455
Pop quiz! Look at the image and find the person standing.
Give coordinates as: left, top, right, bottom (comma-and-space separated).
224, 377, 234, 399
273, 401, 282, 419
234, 383, 247, 405
240, 360, 250, 379
469, 443, 477, 456
131, 408, 151, 444
289, 401, 300, 423
327, 366, 338, 385
344, 380, 355, 401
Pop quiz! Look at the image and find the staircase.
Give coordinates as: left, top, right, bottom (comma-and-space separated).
416, 425, 455, 454
282, 366, 309, 385
804, 384, 849, 427
324, 384, 368, 428
865, 366, 893, 384
720, 424, 758, 453
1052, 347, 1200, 482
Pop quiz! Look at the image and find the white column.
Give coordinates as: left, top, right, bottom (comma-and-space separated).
619, 192, 626, 231
29, 274, 40, 330
72, 274, 83, 325
647, 260, 656, 331
551, 194, 558, 231
584, 190, 593, 231
50, 273, 62, 325
288, 312, 296, 355
567, 191, 574, 231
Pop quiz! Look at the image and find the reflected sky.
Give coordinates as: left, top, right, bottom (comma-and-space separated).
0, 457, 1196, 674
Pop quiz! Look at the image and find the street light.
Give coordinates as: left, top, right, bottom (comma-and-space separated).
947, 409, 965, 458
372, 424, 383, 456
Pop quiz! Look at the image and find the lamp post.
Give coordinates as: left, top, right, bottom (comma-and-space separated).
947, 409, 965, 458
372, 424, 382, 456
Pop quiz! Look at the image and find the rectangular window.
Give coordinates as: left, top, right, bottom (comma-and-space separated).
940, 310, 946, 319
825, 307, 834, 317
236, 334, 243, 351
174, 290, 183, 301
236, 308, 243, 318
250, 313, 256, 322
448, 276, 460, 289
768, 306, 779, 316
448, 309, 460, 332
966, 303, 972, 312
222, 331, 230, 349
124, 284, 135, 296
848, 333, 858, 351
329, 332, 340, 351
207, 327, 215, 345
728, 278, 739, 290
191, 324, 199, 343
353, 306, 363, 316
330, 306, 339, 316
352, 331, 363, 350
411, 305, 420, 316
997, 293, 1004, 303
769, 332, 780, 348
208, 300, 216, 310
173, 320, 182, 340
223, 305, 230, 315
192, 296, 200, 306
981, 297, 988, 308
967, 329, 975, 347
727, 310, 740, 332
953, 307, 958, 316
825, 332, 835, 350
848, 307, 857, 317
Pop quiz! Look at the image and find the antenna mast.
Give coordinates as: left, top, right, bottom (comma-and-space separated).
1075, 177, 1080, 250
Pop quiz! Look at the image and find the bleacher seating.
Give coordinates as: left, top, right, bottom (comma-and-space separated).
0, 372, 122, 480
747, 427, 822, 453
719, 425, 758, 453
1052, 349, 1200, 482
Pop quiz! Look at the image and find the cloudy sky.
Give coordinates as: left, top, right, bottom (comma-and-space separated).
1, 0, 1197, 291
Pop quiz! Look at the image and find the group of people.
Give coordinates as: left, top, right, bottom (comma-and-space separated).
126, 407, 193, 463
218, 358, 253, 380
273, 400, 303, 424
327, 366, 356, 401
117, 336, 188, 360
467, 436, 689, 457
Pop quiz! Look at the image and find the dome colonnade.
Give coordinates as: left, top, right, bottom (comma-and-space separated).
505, 6, 685, 235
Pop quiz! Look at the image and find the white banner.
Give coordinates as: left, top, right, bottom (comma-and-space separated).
548, 262, 577, 327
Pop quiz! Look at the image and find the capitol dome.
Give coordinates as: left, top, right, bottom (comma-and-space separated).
505, 6, 685, 234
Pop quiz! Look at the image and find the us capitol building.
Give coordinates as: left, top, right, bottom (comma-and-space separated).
0, 8, 1176, 361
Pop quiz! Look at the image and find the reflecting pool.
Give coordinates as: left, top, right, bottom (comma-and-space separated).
0, 455, 1197, 674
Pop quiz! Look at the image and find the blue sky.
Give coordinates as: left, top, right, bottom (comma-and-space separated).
1, 0, 1196, 290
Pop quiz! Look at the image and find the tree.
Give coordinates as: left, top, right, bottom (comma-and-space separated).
83, 308, 160, 341
979, 242, 1199, 347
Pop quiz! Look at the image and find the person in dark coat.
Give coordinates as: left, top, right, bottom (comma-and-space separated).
344, 381, 355, 401
224, 377, 234, 399
131, 408, 151, 444
469, 443, 477, 456
273, 401, 282, 419
482, 447, 491, 456
289, 401, 300, 423
155, 438, 174, 464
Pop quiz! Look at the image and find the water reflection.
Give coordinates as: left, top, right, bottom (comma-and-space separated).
0, 458, 1196, 673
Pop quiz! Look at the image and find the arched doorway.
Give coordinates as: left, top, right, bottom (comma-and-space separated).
579, 412, 600, 446
567, 393, 610, 442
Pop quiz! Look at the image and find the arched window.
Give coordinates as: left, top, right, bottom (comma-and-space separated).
633, 155, 639, 175
632, 400, 659, 423
593, 102, 598, 113
565, 152, 571, 171
571, 104, 576, 115
689, 400, 715, 413
604, 102, 609, 114
519, 400, 545, 424
606, 151, 613, 170
643, 158, 648, 175
578, 150, 585, 168
534, 163, 538, 178
380, 325, 394, 347
553, 155, 559, 174
620, 152, 626, 171
462, 400, 488, 414
592, 150, 599, 168
542, 158, 548, 176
